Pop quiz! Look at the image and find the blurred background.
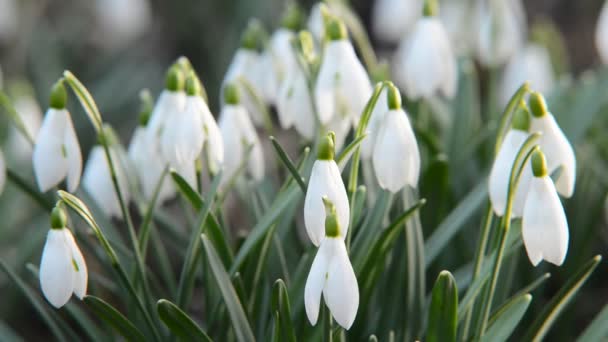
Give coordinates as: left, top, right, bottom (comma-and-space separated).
0, 0, 607, 340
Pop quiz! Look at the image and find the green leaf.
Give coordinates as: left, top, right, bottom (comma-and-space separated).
523, 255, 602, 341
83, 295, 145, 342
270, 136, 307, 192
271, 279, 296, 342
577, 302, 608, 342
427, 271, 458, 342
492, 273, 550, 317
494, 82, 529, 155
0, 90, 34, 145
157, 299, 212, 341
171, 170, 203, 209
0, 320, 23, 342
62, 71, 103, 132
201, 234, 256, 342
481, 293, 532, 342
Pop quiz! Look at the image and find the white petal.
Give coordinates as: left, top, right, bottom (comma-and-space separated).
373, 109, 420, 192
522, 176, 569, 266
336, 42, 372, 127
199, 102, 224, 175
360, 88, 388, 160
304, 240, 332, 326
596, 1, 608, 64
6, 96, 42, 163
160, 96, 205, 167
235, 106, 264, 181
304, 160, 350, 246
146, 90, 186, 144
40, 229, 74, 308
33, 109, 69, 192
475, 0, 525, 67
63, 229, 87, 299
315, 45, 339, 124
307, 3, 325, 41
63, 112, 82, 192
83, 146, 124, 218
530, 114, 576, 197
323, 238, 359, 329
278, 65, 316, 139
372, 0, 422, 43
500, 44, 554, 107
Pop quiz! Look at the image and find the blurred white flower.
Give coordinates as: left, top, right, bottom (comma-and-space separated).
0, 0, 18, 43
95, 0, 151, 48
474, 0, 526, 67
33, 83, 82, 193
372, 86, 420, 192
6, 94, 42, 164
83, 145, 130, 218
307, 3, 325, 42
439, 0, 472, 56
40, 207, 87, 308
261, 28, 299, 105
596, 0, 608, 64
199, 98, 224, 176
528, 92, 576, 198
372, 0, 422, 44
522, 150, 569, 266
394, 14, 457, 100
146, 68, 186, 146
500, 44, 554, 107
277, 62, 316, 140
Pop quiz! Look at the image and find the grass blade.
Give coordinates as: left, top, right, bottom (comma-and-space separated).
271, 279, 296, 342
83, 295, 145, 342
270, 136, 307, 192
577, 302, 608, 342
427, 271, 458, 342
157, 299, 212, 341
481, 293, 532, 342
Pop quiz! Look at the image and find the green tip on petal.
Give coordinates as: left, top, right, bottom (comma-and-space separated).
387, 83, 402, 110
165, 66, 185, 92
326, 18, 348, 41
511, 101, 531, 131
281, 3, 303, 31
50, 205, 67, 229
185, 72, 202, 96
528, 91, 548, 118
423, 0, 439, 16
322, 196, 341, 238
49, 81, 67, 109
531, 148, 548, 177
224, 83, 240, 105
317, 132, 336, 160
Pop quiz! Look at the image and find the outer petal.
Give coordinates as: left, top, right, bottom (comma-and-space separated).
596, 0, 608, 64
500, 44, 554, 107
323, 238, 359, 329
304, 240, 332, 326
219, 106, 244, 186
235, 106, 264, 182
160, 96, 205, 166
372, 0, 422, 43
33, 109, 69, 192
63, 112, 82, 192
336, 41, 372, 126
522, 176, 569, 266
199, 101, 224, 175
146, 91, 186, 144
63, 229, 88, 299
475, 0, 525, 67
530, 114, 576, 197
315, 42, 339, 124
307, 3, 324, 41
373, 109, 420, 192
7, 96, 42, 164
40, 229, 74, 308
83, 146, 123, 218
304, 160, 350, 246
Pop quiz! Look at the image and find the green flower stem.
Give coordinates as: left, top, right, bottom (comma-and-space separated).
494, 82, 529, 156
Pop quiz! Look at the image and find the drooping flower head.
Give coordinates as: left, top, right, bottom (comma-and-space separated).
372, 0, 422, 44
146, 65, 186, 146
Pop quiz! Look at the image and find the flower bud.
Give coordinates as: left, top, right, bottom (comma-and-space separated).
317, 132, 336, 160
528, 91, 548, 118
50, 205, 67, 229
49, 81, 67, 110
511, 101, 531, 131
165, 66, 185, 92
240, 19, 265, 50
322, 196, 341, 238
223, 83, 240, 105
298, 30, 317, 63
531, 149, 548, 177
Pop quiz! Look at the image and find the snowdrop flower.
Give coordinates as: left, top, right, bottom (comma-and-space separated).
0, 0, 18, 43
474, 0, 525, 67
500, 44, 554, 107
33, 81, 82, 193
315, 18, 372, 148
360, 87, 388, 160
277, 61, 316, 140
528, 92, 576, 197
218, 84, 264, 186
304, 133, 350, 246
305, 198, 359, 329
95, 0, 151, 48
394, 1, 457, 100
488, 103, 533, 218
198, 95, 224, 177
439, 0, 472, 56
372, 85, 420, 192
522, 149, 569, 266
6, 93, 42, 164
146, 66, 186, 146
597, 1, 608, 64
40, 206, 87, 308
372, 0, 422, 44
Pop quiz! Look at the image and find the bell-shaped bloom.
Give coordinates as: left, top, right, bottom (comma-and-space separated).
372, 88, 420, 192
95, 0, 151, 48
500, 44, 554, 107
528, 93, 576, 198
596, 0, 608, 64
33, 90, 82, 193
6, 94, 42, 164
277, 63, 316, 140
146, 85, 186, 146
0, 0, 18, 43
40, 207, 87, 308
474, 0, 525, 67
199, 99, 224, 176
82, 145, 131, 218
439, 0, 473, 56
304, 134, 349, 246
360, 87, 388, 160
261, 28, 299, 104
394, 16, 457, 100
372, 0, 422, 44
522, 150, 569, 266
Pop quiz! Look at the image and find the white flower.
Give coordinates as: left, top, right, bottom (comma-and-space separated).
474, 0, 525, 67
522, 150, 569, 266
304, 134, 349, 246
199, 99, 224, 176
372, 87, 420, 192
315, 19, 372, 145
439, 0, 472, 56
40, 207, 87, 308
360, 87, 388, 160
596, 0, 608, 64
33, 83, 82, 193
394, 16, 457, 100
146, 91, 186, 146
6, 94, 42, 164
372, 0, 422, 44
528, 92, 576, 198
95, 0, 151, 48
83, 145, 130, 218
0, 0, 18, 43
261, 28, 299, 104
500, 44, 554, 107
277, 63, 316, 140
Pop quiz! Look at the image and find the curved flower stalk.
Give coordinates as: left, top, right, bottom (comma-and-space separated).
596, 0, 608, 64
439, 0, 473, 56
33, 81, 82, 193
94, 0, 151, 49
6, 93, 42, 164
489, 102, 533, 217
500, 43, 554, 107
528, 92, 576, 197
218, 83, 264, 186
39, 206, 87, 308
146, 66, 186, 146
315, 17, 372, 149
277, 60, 316, 140
372, 0, 422, 44
304, 133, 350, 246
305, 197, 359, 329
393, 2, 457, 100
474, 0, 526, 67
522, 149, 569, 266
372, 85, 420, 192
